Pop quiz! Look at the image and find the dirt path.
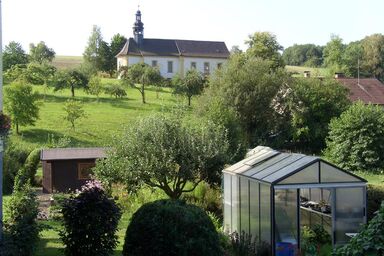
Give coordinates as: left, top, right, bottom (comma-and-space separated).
34, 188, 52, 220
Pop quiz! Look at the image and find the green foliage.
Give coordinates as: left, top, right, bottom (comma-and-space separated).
300, 226, 317, 255
4, 62, 56, 85
50, 69, 89, 97
312, 224, 331, 245
245, 31, 284, 69
123, 199, 222, 256
22, 148, 41, 186
323, 34, 345, 73
342, 41, 363, 78
3, 139, 31, 194
367, 184, 384, 221
87, 75, 103, 98
361, 34, 384, 80
197, 96, 246, 162
29, 41, 55, 64
63, 100, 87, 129
121, 62, 163, 103
95, 113, 229, 199
110, 34, 127, 74
333, 201, 384, 256
172, 69, 205, 106
2, 184, 39, 256
60, 181, 122, 256
104, 83, 127, 98
282, 44, 323, 67
288, 78, 350, 153
325, 102, 384, 172
207, 53, 289, 145
3, 41, 29, 71
4, 81, 40, 134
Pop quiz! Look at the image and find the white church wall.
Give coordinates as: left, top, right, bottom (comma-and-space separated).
183, 57, 225, 76
143, 56, 180, 79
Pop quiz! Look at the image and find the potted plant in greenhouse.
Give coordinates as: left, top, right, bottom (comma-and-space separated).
318, 200, 327, 213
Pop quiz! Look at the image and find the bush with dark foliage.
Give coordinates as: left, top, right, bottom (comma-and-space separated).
123, 199, 222, 256
60, 181, 121, 256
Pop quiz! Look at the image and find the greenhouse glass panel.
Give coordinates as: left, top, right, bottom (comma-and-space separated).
223, 174, 232, 232
231, 175, 240, 232
249, 181, 260, 241
240, 177, 250, 234
277, 163, 319, 184
320, 162, 361, 183
334, 187, 365, 245
260, 184, 271, 244
275, 189, 298, 251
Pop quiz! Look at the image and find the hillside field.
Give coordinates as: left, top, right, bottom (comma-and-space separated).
51, 56, 83, 70
6, 78, 187, 150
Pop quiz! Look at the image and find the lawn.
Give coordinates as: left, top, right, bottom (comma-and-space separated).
8, 78, 185, 149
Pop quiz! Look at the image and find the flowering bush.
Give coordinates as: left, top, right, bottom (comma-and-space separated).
60, 180, 121, 256
0, 112, 11, 137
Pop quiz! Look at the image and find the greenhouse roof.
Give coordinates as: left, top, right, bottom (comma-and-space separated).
223, 146, 366, 185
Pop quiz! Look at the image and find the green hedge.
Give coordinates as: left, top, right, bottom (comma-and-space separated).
367, 184, 384, 221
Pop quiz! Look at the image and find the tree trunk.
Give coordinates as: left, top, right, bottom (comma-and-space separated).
188, 96, 191, 106
16, 123, 19, 135
141, 84, 146, 104
71, 86, 75, 97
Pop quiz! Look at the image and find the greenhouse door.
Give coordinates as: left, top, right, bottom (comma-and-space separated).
333, 187, 366, 246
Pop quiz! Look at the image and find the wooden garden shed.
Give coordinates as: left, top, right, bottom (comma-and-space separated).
41, 147, 106, 193
223, 146, 367, 256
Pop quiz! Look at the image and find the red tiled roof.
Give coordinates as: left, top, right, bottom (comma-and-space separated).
336, 78, 384, 105
40, 147, 106, 161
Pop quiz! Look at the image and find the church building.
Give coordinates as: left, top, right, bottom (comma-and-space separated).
116, 9, 230, 78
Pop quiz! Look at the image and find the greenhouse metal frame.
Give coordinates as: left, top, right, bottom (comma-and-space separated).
223, 146, 367, 256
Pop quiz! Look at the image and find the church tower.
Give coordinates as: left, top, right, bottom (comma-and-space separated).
133, 9, 144, 46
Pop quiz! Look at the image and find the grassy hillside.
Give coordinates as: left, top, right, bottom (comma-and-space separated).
7, 79, 185, 149
52, 56, 83, 70
286, 65, 329, 77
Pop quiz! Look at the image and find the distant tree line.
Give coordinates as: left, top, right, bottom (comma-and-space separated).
282, 33, 384, 80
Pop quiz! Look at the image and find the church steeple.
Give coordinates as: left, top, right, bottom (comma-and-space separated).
133, 8, 144, 46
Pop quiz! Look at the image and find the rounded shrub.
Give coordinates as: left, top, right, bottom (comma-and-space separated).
123, 199, 222, 256
325, 102, 384, 172
60, 180, 121, 256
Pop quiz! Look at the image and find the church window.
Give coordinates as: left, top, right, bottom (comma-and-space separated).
191, 62, 197, 69
217, 63, 222, 69
168, 61, 173, 73
204, 62, 210, 74
152, 60, 158, 67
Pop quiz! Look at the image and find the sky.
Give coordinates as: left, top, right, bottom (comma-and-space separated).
2, 0, 384, 56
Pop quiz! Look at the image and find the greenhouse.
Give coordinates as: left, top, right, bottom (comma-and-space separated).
223, 146, 367, 256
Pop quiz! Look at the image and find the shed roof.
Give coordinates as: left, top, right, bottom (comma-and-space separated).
41, 147, 106, 161
223, 146, 366, 185
116, 38, 230, 58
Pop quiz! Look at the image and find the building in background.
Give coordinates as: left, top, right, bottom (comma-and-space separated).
116, 9, 230, 79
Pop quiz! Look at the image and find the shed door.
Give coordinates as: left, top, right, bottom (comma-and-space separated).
43, 161, 52, 193
333, 187, 365, 245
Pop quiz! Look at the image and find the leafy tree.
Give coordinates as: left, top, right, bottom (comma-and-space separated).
4, 81, 40, 134
99, 40, 113, 76
282, 44, 323, 67
288, 78, 350, 153
50, 69, 88, 97
110, 34, 127, 73
121, 63, 163, 103
361, 33, 384, 80
4, 62, 56, 85
83, 25, 104, 70
325, 102, 384, 172
206, 53, 288, 146
3, 41, 29, 71
323, 34, 345, 72
245, 32, 284, 69
230, 45, 243, 55
172, 69, 204, 106
104, 84, 127, 98
29, 41, 55, 64
342, 41, 364, 78
63, 100, 86, 129
94, 113, 229, 199
87, 75, 103, 99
